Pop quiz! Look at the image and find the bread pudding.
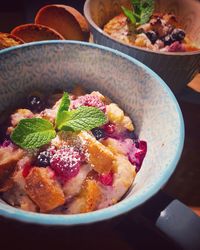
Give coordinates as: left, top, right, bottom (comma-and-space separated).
0, 87, 147, 214
103, 1, 199, 52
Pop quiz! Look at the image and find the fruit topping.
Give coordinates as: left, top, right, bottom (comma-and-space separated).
99, 172, 113, 186
91, 128, 105, 140
22, 162, 33, 178
171, 28, 185, 42
103, 123, 115, 134
72, 94, 106, 112
145, 31, 157, 44
168, 41, 186, 52
128, 140, 147, 172
1, 139, 13, 148
36, 151, 51, 167
27, 95, 44, 112
127, 131, 137, 140
50, 146, 84, 182
163, 34, 173, 46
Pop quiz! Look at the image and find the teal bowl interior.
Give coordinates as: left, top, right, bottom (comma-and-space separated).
0, 41, 184, 225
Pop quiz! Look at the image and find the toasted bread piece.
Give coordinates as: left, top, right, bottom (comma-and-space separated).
3, 169, 38, 212
0, 32, 24, 50
25, 167, 65, 212
67, 179, 102, 214
79, 131, 116, 174
7, 108, 34, 134
121, 115, 134, 131
106, 103, 124, 123
35, 5, 87, 41
0, 146, 24, 191
11, 24, 64, 43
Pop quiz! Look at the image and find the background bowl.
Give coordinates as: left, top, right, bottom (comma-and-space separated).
84, 0, 200, 95
0, 41, 184, 225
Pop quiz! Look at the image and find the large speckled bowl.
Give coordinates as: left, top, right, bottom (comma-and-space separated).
0, 41, 184, 225
84, 0, 200, 95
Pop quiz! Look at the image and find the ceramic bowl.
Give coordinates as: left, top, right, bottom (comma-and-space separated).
84, 0, 200, 95
0, 41, 184, 225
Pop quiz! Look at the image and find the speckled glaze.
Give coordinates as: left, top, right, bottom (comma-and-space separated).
0, 41, 184, 225
84, 0, 200, 95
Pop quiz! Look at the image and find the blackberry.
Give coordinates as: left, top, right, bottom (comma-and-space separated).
171, 29, 185, 42
36, 151, 51, 167
92, 128, 105, 140
145, 31, 158, 44
163, 35, 173, 46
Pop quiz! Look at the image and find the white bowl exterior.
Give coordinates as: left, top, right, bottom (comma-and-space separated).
0, 42, 184, 225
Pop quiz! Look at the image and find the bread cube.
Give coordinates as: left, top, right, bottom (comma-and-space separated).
25, 167, 65, 212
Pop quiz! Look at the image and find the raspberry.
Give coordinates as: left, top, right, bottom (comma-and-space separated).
22, 162, 32, 178
50, 146, 84, 182
99, 172, 113, 186
103, 123, 115, 134
72, 94, 106, 112
168, 41, 186, 52
1, 139, 12, 148
128, 140, 147, 172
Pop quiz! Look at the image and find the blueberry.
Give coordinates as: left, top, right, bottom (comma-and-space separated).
128, 131, 137, 140
91, 128, 105, 140
163, 35, 173, 45
171, 29, 185, 42
27, 95, 44, 112
36, 151, 50, 167
145, 31, 158, 44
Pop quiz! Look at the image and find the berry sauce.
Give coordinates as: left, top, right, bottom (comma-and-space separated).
99, 172, 114, 186
128, 140, 147, 172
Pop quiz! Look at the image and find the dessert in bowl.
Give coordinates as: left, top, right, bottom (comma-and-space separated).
0, 41, 184, 225
0, 89, 146, 214
84, 0, 200, 94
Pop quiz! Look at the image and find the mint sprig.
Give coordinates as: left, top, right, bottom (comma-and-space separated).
55, 92, 70, 127
122, 0, 154, 26
11, 92, 107, 149
11, 118, 56, 149
59, 107, 107, 132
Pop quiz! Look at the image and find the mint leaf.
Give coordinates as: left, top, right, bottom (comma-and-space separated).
131, 0, 141, 21
11, 118, 56, 149
59, 106, 107, 132
140, 0, 154, 24
123, 0, 154, 26
121, 6, 136, 24
55, 92, 70, 127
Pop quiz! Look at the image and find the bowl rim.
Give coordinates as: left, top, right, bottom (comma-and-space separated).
84, 0, 200, 56
0, 40, 184, 225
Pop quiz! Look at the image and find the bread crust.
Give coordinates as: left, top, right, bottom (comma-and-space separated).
25, 167, 65, 212
0, 147, 24, 192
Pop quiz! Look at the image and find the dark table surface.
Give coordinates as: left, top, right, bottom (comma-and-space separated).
0, 1, 200, 249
